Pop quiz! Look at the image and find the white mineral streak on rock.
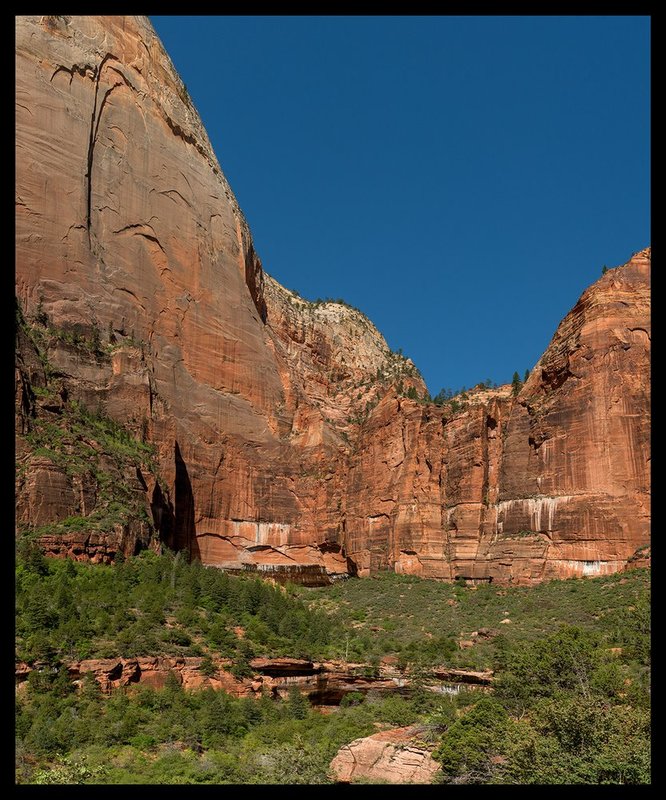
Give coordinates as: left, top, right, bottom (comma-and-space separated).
497, 495, 575, 532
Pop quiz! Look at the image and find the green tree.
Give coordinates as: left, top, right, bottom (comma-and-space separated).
81, 670, 102, 702
34, 295, 49, 326
340, 691, 365, 707
19, 539, 50, 576
498, 698, 650, 784
434, 696, 508, 784
495, 625, 605, 714
90, 322, 102, 353
286, 685, 310, 720
433, 388, 453, 405
230, 657, 254, 680
163, 670, 183, 696
25, 594, 58, 632
511, 371, 522, 397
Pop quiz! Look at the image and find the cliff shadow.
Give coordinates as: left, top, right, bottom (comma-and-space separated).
150, 480, 174, 550
174, 440, 200, 561
150, 442, 200, 561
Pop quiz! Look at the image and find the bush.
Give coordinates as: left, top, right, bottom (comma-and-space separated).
340, 691, 365, 707
199, 656, 216, 677
32, 755, 109, 784
162, 628, 192, 647
494, 625, 609, 712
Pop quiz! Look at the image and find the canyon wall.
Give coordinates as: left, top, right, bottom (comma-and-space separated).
15, 15, 650, 584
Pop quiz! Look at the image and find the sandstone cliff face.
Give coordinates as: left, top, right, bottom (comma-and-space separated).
16, 14, 340, 574
263, 274, 423, 447
15, 15, 650, 584
491, 247, 651, 581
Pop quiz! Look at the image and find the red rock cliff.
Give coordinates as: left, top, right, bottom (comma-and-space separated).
489, 248, 651, 582
15, 15, 650, 584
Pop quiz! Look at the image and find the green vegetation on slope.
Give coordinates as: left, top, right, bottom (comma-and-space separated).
430, 621, 650, 785
305, 570, 650, 784
297, 568, 650, 671
15, 547, 335, 666
16, 670, 451, 784
19, 399, 158, 537
15, 550, 650, 784
16, 298, 161, 540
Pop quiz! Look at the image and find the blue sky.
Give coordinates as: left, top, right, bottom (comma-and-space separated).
150, 15, 650, 395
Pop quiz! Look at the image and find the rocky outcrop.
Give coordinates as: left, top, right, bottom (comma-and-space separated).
330, 726, 440, 784
242, 659, 492, 704
263, 275, 424, 447
15, 656, 249, 696
15, 15, 650, 584
16, 656, 491, 702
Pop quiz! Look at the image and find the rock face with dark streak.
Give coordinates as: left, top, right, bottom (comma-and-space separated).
15, 15, 650, 584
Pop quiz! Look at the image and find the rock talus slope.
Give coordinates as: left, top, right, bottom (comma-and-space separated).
15, 15, 650, 583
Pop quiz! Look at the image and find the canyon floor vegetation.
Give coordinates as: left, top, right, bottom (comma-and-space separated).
15, 546, 649, 784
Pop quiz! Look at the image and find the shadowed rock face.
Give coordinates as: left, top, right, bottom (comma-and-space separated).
15, 15, 650, 584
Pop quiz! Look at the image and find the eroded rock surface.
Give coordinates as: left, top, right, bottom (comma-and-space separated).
330, 726, 440, 784
15, 15, 650, 584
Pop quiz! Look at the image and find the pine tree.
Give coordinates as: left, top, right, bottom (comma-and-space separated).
286, 685, 309, 720
511, 371, 522, 397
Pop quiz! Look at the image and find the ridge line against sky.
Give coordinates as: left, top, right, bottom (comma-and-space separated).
150, 15, 650, 394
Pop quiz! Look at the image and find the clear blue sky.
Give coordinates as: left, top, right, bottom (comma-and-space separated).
150, 15, 650, 395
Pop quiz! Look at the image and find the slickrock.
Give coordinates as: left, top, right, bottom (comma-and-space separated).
330, 726, 440, 784
15, 15, 650, 584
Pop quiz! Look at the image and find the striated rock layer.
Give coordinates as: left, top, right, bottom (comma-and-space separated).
15, 15, 650, 584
